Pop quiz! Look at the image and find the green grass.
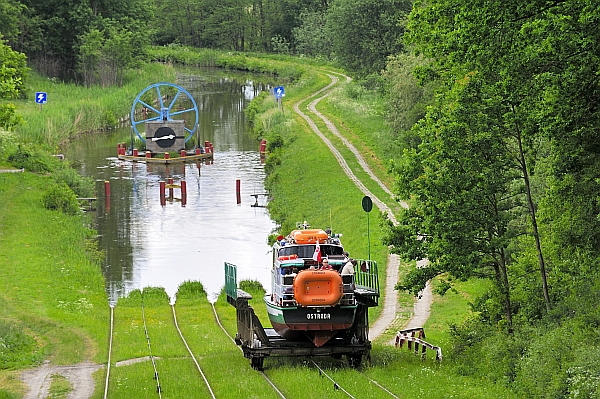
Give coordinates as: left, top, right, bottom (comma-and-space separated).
0, 172, 109, 362
0, 172, 109, 396
104, 283, 282, 399
48, 374, 72, 399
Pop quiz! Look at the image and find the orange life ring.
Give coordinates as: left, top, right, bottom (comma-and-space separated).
293, 270, 343, 306
291, 229, 328, 244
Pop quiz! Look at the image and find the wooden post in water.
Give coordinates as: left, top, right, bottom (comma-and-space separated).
159, 181, 166, 206
236, 179, 241, 204
168, 178, 174, 199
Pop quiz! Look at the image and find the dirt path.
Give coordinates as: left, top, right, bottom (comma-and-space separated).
20, 361, 102, 399
293, 71, 432, 341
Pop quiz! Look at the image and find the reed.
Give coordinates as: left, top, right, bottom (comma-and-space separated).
13, 63, 176, 148
147, 45, 306, 82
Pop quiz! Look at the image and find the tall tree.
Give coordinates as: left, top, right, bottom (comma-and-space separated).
327, 0, 411, 77
386, 72, 520, 327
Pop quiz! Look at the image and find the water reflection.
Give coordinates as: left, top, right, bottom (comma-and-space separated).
66, 70, 276, 304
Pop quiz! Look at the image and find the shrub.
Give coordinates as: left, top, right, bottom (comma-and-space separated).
52, 165, 94, 198
7, 146, 56, 173
0, 103, 24, 130
41, 183, 80, 215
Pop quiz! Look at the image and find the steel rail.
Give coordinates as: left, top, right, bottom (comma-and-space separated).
211, 303, 287, 399
141, 296, 162, 397
103, 305, 114, 399
170, 304, 216, 399
310, 360, 356, 399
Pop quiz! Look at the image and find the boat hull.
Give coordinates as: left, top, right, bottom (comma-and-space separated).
265, 296, 356, 345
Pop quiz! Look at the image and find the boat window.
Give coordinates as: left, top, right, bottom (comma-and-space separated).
279, 244, 343, 258
279, 245, 315, 258
321, 245, 344, 256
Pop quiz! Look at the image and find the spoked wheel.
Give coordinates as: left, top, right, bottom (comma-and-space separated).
130, 82, 199, 144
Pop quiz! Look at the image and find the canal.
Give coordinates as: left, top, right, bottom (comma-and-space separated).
65, 69, 277, 304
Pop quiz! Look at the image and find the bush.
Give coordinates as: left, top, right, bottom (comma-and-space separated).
7, 146, 56, 173
514, 321, 600, 398
41, 182, 80, 215
449, 316, 524, 385
52, 165, 95, 198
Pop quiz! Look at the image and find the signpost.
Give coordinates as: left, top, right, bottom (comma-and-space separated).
274, 86, 285, 110
362, 196, 373, 260
35, 92, 47, 111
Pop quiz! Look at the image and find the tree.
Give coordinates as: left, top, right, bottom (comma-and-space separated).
327, 0, 411, 77
386, 72, 520, 328
395, 0, 600, 315
0, 34, 27, 130
382, 53, 437, 150
292, 10, 331, 58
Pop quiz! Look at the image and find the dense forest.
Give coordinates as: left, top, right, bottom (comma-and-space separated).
1, 0, 599, 397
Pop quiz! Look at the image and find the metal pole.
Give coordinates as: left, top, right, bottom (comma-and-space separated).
367, 211, 370, 260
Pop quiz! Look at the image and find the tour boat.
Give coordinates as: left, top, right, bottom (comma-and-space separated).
265, 222, 359, 347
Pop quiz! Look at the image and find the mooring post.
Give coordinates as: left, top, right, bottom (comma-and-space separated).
260, 139, 266, 154
159, 181, 166, 206
236, 179, 241, 204
104, 181, 111, 197
181, 180, 187, 207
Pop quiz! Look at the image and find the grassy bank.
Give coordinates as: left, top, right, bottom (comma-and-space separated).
0, 172, 109, 397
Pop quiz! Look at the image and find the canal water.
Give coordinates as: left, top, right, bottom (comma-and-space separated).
66, 69, 277, 304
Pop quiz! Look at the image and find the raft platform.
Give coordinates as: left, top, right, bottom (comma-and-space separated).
117, 152, 213, 164
226, 253, 380, 371
116, 141, 214, 164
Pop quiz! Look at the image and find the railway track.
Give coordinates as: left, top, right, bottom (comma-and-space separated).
103, 292, 405, 398
210, 301, 403, 399
103, 294, 218, 398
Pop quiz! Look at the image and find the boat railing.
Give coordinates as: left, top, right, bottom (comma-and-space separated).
274, 280, 297, 307
354, 260, 380, 305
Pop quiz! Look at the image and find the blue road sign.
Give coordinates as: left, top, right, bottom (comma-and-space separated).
274, 86, 285, 99
35, 92, 47, 104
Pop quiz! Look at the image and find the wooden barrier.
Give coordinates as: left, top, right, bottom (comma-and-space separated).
395, 327, 442, 361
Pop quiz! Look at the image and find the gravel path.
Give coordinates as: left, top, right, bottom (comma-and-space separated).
20, 361, 102, 399
293, 71, 432, 341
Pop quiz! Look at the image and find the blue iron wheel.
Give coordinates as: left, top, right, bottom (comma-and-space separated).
130, 82, 199, 144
